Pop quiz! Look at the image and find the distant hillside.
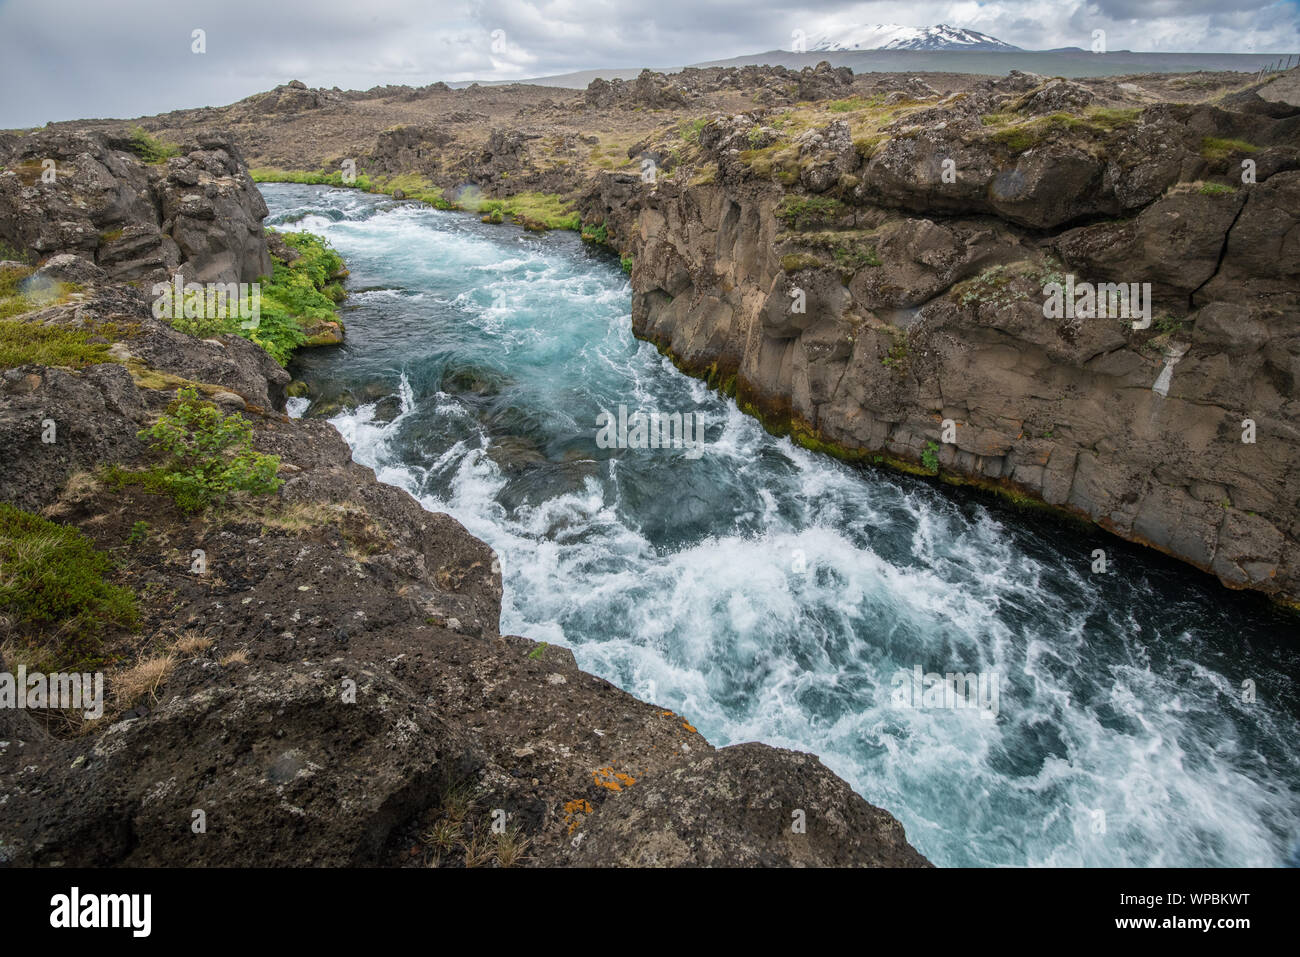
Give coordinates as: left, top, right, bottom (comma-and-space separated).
445, 49, 1289, 90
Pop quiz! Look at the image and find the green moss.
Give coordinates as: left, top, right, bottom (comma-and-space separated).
0, 267, 106, 366
620, 254, 634, 274
827, 96, 877, 113
581, 222, 610, 246
250, 167, 376, 191
833, 242, 880, 271
375, 172, 453, 209
126, 126, 181, 164
1201, 137, 1259, 161
1198, 182, 1237, 195
458, 190, 580, 231
1154, 314, 1188, 335
0, 503, 139, 670
983, 107, 1142, 152
0, 319, 111, 369
164, 230, 346, 365
776, 195, 845, 231
256, 231, 346, 362
781, 253, 824, 273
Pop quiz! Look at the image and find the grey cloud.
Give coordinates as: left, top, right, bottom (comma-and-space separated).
1, 0, 1295, 128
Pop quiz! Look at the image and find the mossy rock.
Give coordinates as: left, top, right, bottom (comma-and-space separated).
781, 253, 824, 273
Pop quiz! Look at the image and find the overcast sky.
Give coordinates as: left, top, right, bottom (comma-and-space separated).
2, 0, 1297, 127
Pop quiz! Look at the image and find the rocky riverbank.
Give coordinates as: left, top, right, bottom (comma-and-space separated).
0, 122, 928, 866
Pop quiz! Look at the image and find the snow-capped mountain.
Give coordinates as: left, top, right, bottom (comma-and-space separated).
803, 23, 1021, 52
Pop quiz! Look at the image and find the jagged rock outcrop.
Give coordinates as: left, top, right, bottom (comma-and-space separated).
364, 124, 454, 178
583, 73, 1300, 604
0, 129, 271, 284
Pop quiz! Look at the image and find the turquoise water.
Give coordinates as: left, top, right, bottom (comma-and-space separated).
265, 183, 1300, 868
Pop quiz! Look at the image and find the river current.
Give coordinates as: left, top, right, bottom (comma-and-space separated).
264, 182, 1300, 868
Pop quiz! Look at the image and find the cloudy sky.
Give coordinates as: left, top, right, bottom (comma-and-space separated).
2, 0, 1297, 127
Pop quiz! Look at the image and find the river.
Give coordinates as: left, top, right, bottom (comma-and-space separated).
264, 182, 1300, 868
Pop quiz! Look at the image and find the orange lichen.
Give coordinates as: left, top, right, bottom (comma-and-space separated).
563, 798, 593, 834
592, 766, 637, 792
660, 710, 674, 716
682, 722, 697, 734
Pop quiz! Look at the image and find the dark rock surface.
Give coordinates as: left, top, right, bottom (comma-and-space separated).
0, 129, 270, 285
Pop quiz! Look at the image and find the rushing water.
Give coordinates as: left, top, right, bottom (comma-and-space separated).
264, 183, 1300, 868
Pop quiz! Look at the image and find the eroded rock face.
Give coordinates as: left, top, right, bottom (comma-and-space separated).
586, 75, 1300, 605
0, 129, 271, 285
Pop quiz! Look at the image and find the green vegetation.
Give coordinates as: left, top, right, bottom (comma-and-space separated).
1201, 137, 1259, 161
0, 502, 139, 671
738, 144, 801, 184
1154, 314, 1187, 336
126, 126, 181, 164
776, 195, 845, 231
921, 441, 940, 474
1198, 182, 1238, 196
781, 252, 823, 273
161, 231, 345, 365
881, 330, 908, 370
957, 261, 1065, 310
473, 191, 581, 231
250, 167, 376, 191
115, 386, 283, 512
0, 263, 79, 320
126, 521, 150, 547
0, 265, 109, 368
827, 96, 878, 113
620, 254, 634, 274
253, 167, 581, 233
373, 172, 453, 209
0, 319, 111, 369
0, 238, 33, 264
581, 222, 610, 246
833, 242, 881, 271
527, 642, 548, 661
981, 106, 1142, 152
679, 117, 708, 144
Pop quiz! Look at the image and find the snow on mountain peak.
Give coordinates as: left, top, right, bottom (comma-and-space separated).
801, 23, 1021, 53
